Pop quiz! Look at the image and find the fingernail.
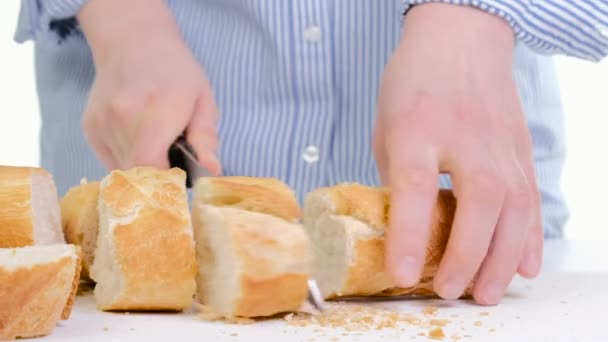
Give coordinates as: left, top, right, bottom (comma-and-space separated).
439, 277, 466, 300
523, 252, 540, 274
395, 256, 420, 287
481, 282, 504, 305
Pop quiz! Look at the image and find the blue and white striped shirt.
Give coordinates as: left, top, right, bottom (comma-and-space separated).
14, 0, 608, 239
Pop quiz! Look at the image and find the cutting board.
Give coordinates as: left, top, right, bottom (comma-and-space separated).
44, 272, 607, 342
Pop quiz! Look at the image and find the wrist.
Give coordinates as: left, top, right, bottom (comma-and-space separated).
402, 3, 514, 59
78, 0, 183, 63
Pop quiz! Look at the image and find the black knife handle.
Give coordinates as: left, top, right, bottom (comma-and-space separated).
168, 134, 198, 188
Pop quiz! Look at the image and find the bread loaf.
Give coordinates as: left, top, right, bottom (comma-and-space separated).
90, 167, 196, 311
60, 180, 100, 281
0, 166, 64, 248
303, 183, 458, 299
0, 244, 81, 340
192, 177, 311, 318
193, 176, 300, 222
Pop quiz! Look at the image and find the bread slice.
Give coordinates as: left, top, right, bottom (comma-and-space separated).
60, 180, 100, 281
0, 166, 64, 248
194, 176, 300, 222
303, 183, 458, 299
0, 244, 81, 340
90, 167, 197, 311
191, 204, 311, 318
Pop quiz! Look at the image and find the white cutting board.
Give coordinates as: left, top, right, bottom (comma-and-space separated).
44, 272, 607, 342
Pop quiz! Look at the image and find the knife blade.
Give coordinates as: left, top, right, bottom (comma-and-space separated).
168, 134, 213, 187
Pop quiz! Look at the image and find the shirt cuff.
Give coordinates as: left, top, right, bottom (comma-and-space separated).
15, 0, 89, 43
402, 0, 608, 62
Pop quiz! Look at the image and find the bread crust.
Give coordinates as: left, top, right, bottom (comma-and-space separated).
0, 167, 45, 247
92, 167, 196, 311
194, 177, 300, 222
0, 245, 81, 340
305, 184, 465, 299
60, 181, 100, 280
193, 204, 310, 318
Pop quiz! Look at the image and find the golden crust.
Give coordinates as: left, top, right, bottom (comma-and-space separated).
0, 246, 79, 340
0, 166, 37, 247
305, 183, 390, 231
60, 181, 100, 280
61, 247, 82, 319
96, 167, 196, 311
235, 273, 309, 317
194, 176, 300, 222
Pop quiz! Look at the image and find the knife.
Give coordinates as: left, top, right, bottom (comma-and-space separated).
168, 135, 326, 312
168, 134, 213, 188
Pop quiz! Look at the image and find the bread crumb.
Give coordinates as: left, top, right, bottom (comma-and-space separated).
423, 306, 438, 316
231, 333, 238, 336
489, 328, 496, 333
195, 303, 253, 324
284, 313, 294, 321
418, 332, 426, 336
129, 328, 135, 331
450, 335, 461, 341
560, 300, 568, 304
329, 338, 339, 341
463, 335, 472, 338
428, 327, 445, 340
450, 314, 458, 318
430, 319, 450, 327
473, 321, 482, 327
103, 327, 108, 332
515, 316, 520, 319
479, 312, 489, 316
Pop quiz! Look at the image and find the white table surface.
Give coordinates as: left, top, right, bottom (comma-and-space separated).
41, 240, 608, 342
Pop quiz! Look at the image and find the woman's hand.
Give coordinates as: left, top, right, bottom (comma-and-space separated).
374, 4, 543, 305
78, 0, 220, 172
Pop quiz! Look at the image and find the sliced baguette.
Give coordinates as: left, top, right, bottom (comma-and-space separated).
60, 180, 100, 281
303, 183, 458, 299
194, 176, 300, 222
0, 166, 64, 248
90, 167, 196, 311
192, 177, 311, 318
0, 244, 81, 340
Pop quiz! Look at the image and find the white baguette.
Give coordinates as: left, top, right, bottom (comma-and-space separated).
192, 177, 311, 318
0, 244, 81, 340
60, 180, 100, 281
90, 167, 196, 311
0, 166, 64, 248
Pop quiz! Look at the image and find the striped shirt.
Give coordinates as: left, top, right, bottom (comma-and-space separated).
14, 0, 608, 239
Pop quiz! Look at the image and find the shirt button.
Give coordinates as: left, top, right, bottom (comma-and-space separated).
302, 145, 320, 164
303, 25, 322, 42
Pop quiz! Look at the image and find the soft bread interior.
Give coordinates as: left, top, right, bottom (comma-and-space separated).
31, 170, 64, 245
89, 180, 134, 308
192, 205, 239, 316
193, 204, 311, 317
0, 244, 77, 269
305, 213, 382, 298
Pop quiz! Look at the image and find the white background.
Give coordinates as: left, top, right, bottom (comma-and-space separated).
1, 2, 607, 240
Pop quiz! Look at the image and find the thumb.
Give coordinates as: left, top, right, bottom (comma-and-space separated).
186, 92, 221, 175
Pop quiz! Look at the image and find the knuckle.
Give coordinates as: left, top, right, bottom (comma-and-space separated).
463, 170, 505, 201
108, 96, 137, 122
392, 167, 437, 193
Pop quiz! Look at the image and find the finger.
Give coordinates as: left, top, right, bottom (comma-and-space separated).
433, 155, 505, 300
186, 93, 221, 175
372, 119, 390, 186
385, 135, 439, 288
473, 158, 532, 305
82, 112, 120, 170
518, 164, 543, 278
127, 99, 192, 169
512, 126, 543, 278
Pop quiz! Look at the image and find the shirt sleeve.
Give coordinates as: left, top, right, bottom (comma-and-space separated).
15, 0, 89, 43
402, 0, 608, 62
